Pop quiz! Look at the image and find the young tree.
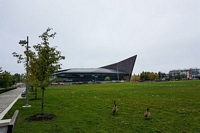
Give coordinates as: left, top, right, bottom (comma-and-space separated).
13, 28, 65, 115
28, 28, 65, 114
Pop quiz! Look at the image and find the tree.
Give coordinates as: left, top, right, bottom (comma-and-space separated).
0, 67, 2, 73
12, 73, 21, 85
174, 73, 181, 80
13, 28, 65, 115
158, 72, 161, 80
140, 71, 149, 81
28, 28, 65, 114
148, 72, 158, 81
140, 71, 159, 81
104, 76, 110, 81
180, 74, 187, 79
169, 73, 173, 80
0, 71, 12, 89
20, 73, 26, 82
140, 71, 145, 81
0, 67, 14, 89
123, 76, 129, 82
132, 74, 140, 82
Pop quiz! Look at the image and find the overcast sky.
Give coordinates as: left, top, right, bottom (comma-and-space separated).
0, 0, 200, 75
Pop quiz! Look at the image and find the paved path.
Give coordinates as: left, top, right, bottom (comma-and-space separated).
0, 87, 25, 120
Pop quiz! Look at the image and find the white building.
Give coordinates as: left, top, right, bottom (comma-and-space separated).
169, 68, 200, 79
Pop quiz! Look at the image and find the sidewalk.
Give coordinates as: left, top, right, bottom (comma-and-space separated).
0, 87, 25, 120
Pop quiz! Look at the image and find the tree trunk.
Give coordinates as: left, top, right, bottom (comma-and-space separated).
31, 86, 33, 92
41, 87, 45, 115
34, 87, 37, 99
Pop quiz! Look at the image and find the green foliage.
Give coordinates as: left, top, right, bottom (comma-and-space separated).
18, 73, 26, 83
169, 72, 187, 81
0, 67, 21, 89
173, 73, 187, 80
132, 74, 140, 81
11, 73, 21, 85
28, 28, 65, 88
104, 76, 110, 81
0, 70, 12, 88
148, 72, 158, 81
0, 67, 2, 73
4, 80, 200, 132
13, 28, 65, 114
29, 28, 65, 114
123, 76, 129, 82
140, 71, 158, 81
174, 73, 187, 80
53, 77, 62, 83
140, 71, 147, 80
12, 38, 31, 66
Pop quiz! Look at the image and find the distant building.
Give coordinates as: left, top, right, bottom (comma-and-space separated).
169, 68, 200, 79
54, 55, 137, 83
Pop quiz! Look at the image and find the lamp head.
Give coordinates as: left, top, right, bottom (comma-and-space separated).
19, 40, 27, 45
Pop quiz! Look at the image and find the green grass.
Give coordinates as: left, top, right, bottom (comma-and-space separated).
4, 80, 200, 133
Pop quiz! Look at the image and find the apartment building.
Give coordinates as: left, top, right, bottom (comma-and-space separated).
169, 68, 200, 79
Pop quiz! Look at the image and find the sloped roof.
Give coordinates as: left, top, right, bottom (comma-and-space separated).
55, 55, 137, 75
100, 55, 137, 75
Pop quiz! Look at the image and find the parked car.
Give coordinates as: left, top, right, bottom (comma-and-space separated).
58, 82, 65, 85
51, 82, 65, 85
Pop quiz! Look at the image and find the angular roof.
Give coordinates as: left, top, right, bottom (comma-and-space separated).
55, 55, 137, 75
100, 55, 137, 75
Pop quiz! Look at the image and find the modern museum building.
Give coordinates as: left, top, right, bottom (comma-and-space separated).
54, 55, 137, 83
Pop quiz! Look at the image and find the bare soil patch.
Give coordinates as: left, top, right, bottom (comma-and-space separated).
25, 114, 56, 121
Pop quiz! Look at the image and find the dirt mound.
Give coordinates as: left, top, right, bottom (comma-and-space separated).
25, 113, 56, 121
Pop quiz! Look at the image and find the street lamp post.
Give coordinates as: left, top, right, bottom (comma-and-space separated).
22, 36, 31, 108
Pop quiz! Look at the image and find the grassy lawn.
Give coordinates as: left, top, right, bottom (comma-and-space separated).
4, 80, 200, 133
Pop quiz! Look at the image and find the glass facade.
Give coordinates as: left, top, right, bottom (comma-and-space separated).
55, 72, 128, 83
